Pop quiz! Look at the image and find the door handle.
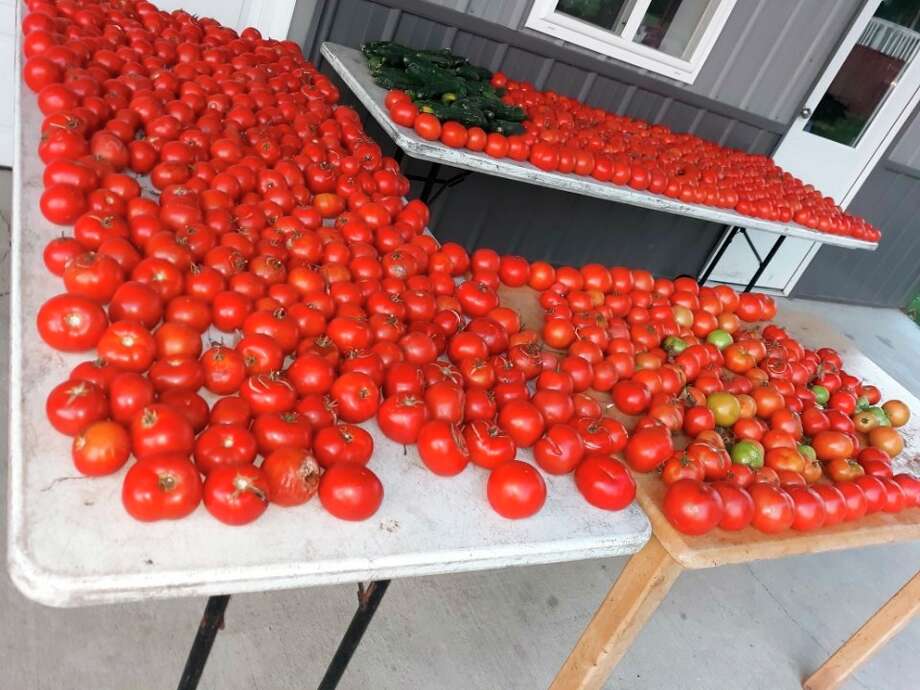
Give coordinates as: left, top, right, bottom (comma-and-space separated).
800, 106, 812, 118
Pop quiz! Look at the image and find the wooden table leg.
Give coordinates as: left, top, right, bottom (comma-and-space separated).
804, 571, 920, 690
549, 535, 684, 690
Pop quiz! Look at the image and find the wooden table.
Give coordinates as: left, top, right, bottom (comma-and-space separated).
7, 29, 651, 690
546, 298, 920, 690
320, 42, 878, 292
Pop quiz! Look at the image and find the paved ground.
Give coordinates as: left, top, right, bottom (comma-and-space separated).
1, 167, 918, 690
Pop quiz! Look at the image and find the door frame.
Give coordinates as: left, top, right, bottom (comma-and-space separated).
704, 0, 920, 294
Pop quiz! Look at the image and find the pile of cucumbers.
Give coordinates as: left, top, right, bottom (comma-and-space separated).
362, 41, 526, 135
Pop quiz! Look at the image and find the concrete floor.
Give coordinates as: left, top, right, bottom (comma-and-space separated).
1, 167, 918, 690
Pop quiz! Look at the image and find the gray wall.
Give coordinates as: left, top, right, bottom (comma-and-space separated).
289, 0, 920, 307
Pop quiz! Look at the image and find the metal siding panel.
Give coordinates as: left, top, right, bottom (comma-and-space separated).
393, 12, 451, 48
499, 46, 552, 83
543, 61, 592, 99
584, 75, 632, 114
449, 31, 506, 70
888, 104, 920, 171
795, 167, 920, 307
625, 90, 667, 125
690, 111, 733, 143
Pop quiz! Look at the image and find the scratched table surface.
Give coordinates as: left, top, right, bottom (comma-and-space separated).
321, 42, 877, 253
6, 55, 651, 608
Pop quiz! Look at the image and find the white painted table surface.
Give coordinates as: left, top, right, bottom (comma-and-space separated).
321, 42, 879, 253
6, 57, 651, 608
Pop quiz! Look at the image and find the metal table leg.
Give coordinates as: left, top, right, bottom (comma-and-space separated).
317, 580, 392, 690
743, 235, 785, 293
418, 163, 441, 203
698, 226, 740, 284
177, 595, 231, 690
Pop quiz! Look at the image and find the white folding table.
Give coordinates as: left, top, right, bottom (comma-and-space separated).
320, 42, 878, 292
7, 59, 651, 690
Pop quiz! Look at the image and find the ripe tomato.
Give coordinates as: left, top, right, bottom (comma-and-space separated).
812, 484, 847, 527
377, 392, 428, 444
463, 420, 516, 469
130, 403, 195, 460
663, 479, 723, 535
319, 463, 384, 521
193, 424, 258, 476
574, 454, 636, 511
487, 460, 546, 519
414, 113, 441, 141
37, 294, 108, 352
262, 447, 322, 507
204, 465, 270, 526
624, 425, 673, 472
498, 399, 545, 448
122, 454, 202, 522
417, 419, 470, 475
97, 320, 157, 372
786, 486, 826, 531
72, 420, 130, 476
330, 372, 380, 422
710, 481, 754, 531
612, 379, 651, 415
313, 423, 374, 468
749, 483, 795, 533
533, 423, 584, 475
46, 379, 108, 436
252, 411, 313, 455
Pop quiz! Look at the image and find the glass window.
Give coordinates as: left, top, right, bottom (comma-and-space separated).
525, 0, 736, 84
805, 0, 920, 146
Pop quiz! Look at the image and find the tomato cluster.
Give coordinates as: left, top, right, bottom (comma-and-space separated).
22, 0, 912, 532
382, 79, 880, 242
528, 263, 918, 535
26, 0, 639, 526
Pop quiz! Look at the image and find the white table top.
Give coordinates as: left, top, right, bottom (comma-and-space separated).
6, 61, 651, 608
321, 43, 878, 253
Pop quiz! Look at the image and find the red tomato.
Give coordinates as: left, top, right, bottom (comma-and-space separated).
711, 481, 754, 530
46, 379, 108, 436
262, 447, 322, 507
624, 425, 673, 472
204, 465, 270, 526
330, 372, 380, 423
72, 420, 130, 476
313, 423, 374, 468
786, 486, 826, 531
122, 454, 202, 522
377, 392, 428, 444
193, 424, 258, 476
319, 463, 384, 521
749, 483, 795, 533
37, 293, 108, 352
487, 460, 546, 519
464, 420, 516, 469
574, 454, 636, 511
130, 404, 195, 460
533, 423, 584, 475
498, 399, 545, 448
663, 479, 723, 535
417, 419, 470, 476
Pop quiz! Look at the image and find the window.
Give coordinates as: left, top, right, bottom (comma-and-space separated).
524, 0, 738, 84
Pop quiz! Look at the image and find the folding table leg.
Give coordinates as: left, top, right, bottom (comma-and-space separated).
419, 163, 441, 203
743, 235, 786, 293
549, 536, 683, 690
317, 580, 392, 690
698, 226, 740, 284
803, 572, 920, 690
176, 595, 231, 690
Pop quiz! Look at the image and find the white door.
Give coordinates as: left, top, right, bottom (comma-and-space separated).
149, 0, 297, 40
704, 0, 920, 292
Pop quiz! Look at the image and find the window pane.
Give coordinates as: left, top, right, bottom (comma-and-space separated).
804, 0, 920, 147
557, 0, 629, 33
634, 0, 712, 58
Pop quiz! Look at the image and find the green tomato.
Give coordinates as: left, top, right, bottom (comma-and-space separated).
731, 439, 764, 469
867, 406, 891, 427
798, 444, 817, 463
810, 385, 830, 405
663, 335, 688, 355
707, 392, 741, 427
706, 329, 733, 351
856, 395, 870, 412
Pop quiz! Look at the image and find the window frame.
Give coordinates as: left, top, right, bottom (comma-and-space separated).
524, 0, 738, 84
